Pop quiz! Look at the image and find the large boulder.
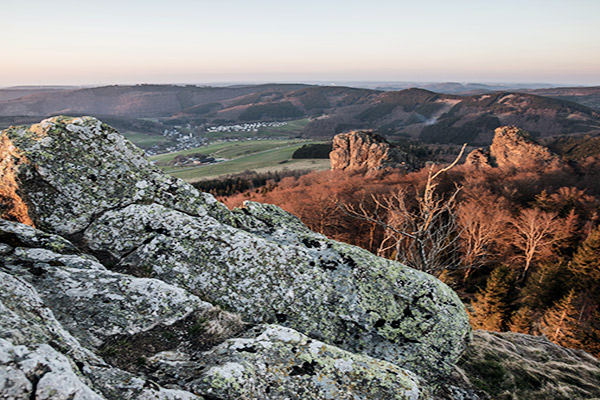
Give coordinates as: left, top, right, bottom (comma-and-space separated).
1, 219, 426, 399
330, 130, 408, 171
0, 116, 470, 383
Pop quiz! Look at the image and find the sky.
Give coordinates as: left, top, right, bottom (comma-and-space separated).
2, 0, 600, 87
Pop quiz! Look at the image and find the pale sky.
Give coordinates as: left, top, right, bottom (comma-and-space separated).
2, 0, 599, 86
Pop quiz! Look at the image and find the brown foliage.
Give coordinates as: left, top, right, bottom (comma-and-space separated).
221, 157, 600, 356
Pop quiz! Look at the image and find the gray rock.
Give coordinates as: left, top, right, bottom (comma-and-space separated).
84, 201, 470, 380
1, 116, 471, 382
0, 223, 207, 400
0, 219, 437, 399
190, 324, 427, 400
0, 339, 103, 400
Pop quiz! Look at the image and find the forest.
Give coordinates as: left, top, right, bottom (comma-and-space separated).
222, 155, 600, 357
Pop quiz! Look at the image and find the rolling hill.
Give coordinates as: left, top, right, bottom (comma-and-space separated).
525, 86, 600, 111
1, 84, 600, 146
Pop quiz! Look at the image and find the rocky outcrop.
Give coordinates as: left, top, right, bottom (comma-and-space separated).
1, 219, 425, 399
330, 130, 408, 171
0, 116, 471, 397
465, 126, 563, 170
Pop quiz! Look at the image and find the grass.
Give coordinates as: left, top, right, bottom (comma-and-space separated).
152, 139, 308, 165
151, 139, 330, 182
455, 330, 600, 400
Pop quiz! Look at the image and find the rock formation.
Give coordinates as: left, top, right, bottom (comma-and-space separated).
330, 130, 408, 171
465, 126, 563, 169
0, 116, 471, 399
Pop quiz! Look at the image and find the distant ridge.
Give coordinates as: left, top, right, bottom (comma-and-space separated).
1, 83, 599, 145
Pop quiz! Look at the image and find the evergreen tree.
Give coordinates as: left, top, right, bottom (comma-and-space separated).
570, 227, 600, 285
539, 289, 584, 350
509, 306, 535, 334
469, 266, 517, 331
521, 261, 572, 310
582, 309, 600, 358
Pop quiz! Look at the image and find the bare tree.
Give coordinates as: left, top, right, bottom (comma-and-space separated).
509, 207, 567, 279
457, 193, 510, 281
341, 145, 466, 276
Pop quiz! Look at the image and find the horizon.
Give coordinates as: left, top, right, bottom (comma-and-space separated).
1, 80, 597, 91
2, 0, 600, 87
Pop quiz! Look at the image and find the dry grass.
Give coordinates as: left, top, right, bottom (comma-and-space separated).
445, 330, 600, 400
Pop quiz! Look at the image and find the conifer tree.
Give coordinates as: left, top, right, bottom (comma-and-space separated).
521, 261, 572, 310
539, 289, 584, 349
469, 266, 517, 331
510, 306, 534, 334
570, 226, 600, 285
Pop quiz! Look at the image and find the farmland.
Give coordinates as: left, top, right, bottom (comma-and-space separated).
151, 139, 330, 182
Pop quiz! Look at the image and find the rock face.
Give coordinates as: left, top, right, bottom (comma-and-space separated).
330, 130, 408, 171
465, 126, 563, 169
1, 116, 473, 398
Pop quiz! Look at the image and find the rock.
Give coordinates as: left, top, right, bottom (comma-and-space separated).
465, 126, 563, 170
435, 330, 600, 400
0, 250, 204, 400
0, 339, 103, 400
190, 324, 427, 400
0, 117, 471, 384
0, 220, 431, 399
330, 130, 408, 171
82, 201, 469, 380
464, 148, 493, 169
0, 116, 230, 235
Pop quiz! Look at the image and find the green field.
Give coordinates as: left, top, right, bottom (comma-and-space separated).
151, 138, 330, 181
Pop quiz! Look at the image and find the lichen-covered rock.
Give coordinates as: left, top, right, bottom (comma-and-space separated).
0, 221, 207, 399
190, 324, 427, 400
0, 267, 203, 400
83, 201, 469, 380
1, 117, 471, 383
0, 219, 433, 399
0, 116, 231, 234
0, 339, 103, 400
330, 130, 409, 171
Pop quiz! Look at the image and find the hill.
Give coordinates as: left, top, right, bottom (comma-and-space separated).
526, 86, 600, 111
1, 84, 600, 147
